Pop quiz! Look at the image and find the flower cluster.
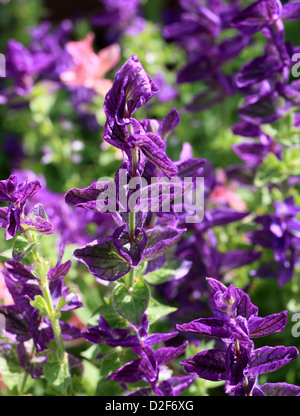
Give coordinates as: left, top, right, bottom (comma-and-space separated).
163, 0, 251, 111
84, 313, 195, 396
231, 0, 300, 160
178, 277, 300, 396
248, 196, 300, 285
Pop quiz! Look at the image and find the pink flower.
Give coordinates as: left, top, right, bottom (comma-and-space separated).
209, 168, 247, 211
60, 33, 121, 96
0, 263, 13, 305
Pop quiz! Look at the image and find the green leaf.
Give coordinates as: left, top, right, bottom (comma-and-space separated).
145, 258, 192, 285
254, 153, 287, 187
146, 298, 177, 325
283, 148, 300, 176
12, 235, 37, 263
0, 343, 24, 391
0, 249, 12, 263
30, 295, 50, 317
95, 344, 136, 396
55, 296, 68, 313
112, 280, 150, 325
43, 354, 71, 394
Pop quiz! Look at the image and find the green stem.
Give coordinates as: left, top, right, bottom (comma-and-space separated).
126, 119, 138, 286
19, 370, 29, 396
129, 210, 135, 242
127, 267, 135, 288
19, 343, 35, 395
27, 232, 66, 362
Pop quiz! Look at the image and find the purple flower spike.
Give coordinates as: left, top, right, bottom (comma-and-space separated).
100, 313, 191, 395
248, 197, 300, 285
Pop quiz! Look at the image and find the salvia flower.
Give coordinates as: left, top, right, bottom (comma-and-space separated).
163, 0, 251, 110
248, 196, 300, 285
177, 278, 299, 396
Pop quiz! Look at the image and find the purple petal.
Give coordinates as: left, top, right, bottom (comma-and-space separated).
180, 349, 227, 381
5, 260, 37, 282
17, 342, 47, 379
218, 250, 261, 274
127, 133, 177, 177
65, 182, 108, 211
160, 375, 196, 396
103, 116, 129, 150
143, 227, 186, 262
176, 158, 207, 178
248, 311, 287, 338
231, 0, 282, 34
60, 321, 82, 340
235, 54, 282, 88
5, 204, 22, 240
177, 317, 231, 338
106, 334, 140, 348
113, 224, 147, 267
73, 237, 131, 282
156, 108, 181, 140
249, 345, 299, 376
232, 142, 267, 166
21, 216, 54, 235
203, 207, 250, 228
0, 207, 8, 228
126, 388, 152, 396
107, 358, 146, 383
238, 92, 281, 125
235, 287, 259, 319
0, 175, 17, 202
15, 180, 41, 204
144, 331, 178, 347
232, 120, 262, 138
48, 260, 72, 281
138, 313, 149, 339
104, 55, 159, 126
154, 341, 188, 366
260, 382, 300, 396
282, 1, 300, 20
184, 86, 224, 112
177, 56, 213, 84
